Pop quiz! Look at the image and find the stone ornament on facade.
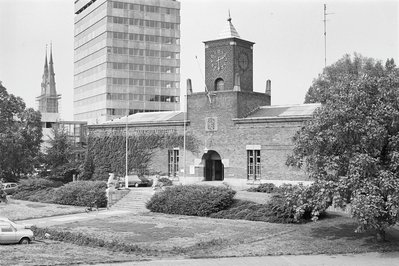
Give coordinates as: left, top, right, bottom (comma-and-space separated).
205, 117, 218, 131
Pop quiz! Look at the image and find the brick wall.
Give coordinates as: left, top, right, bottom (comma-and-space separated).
89, 92, 310, 183
205, 38, 254, 92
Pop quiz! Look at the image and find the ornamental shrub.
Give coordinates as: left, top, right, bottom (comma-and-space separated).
146, 185, 236, 216
273, 183, 327, 222
158, 177, 173, 186
210, 198, 296, 223
52, 181, 107, 207
247, 183, 277, 193
12, 178, 62, 202
212, 184, 327, 224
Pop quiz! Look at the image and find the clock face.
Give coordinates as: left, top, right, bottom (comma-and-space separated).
238, 52, 249, 71
210, 49, 227, 72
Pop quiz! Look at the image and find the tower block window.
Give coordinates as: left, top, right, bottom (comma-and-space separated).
215, 78, 224, 91
168, 149, 179, 177
247, 149, 261, 180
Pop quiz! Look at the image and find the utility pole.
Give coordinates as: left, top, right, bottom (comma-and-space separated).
323, 4, 333, 68
324, 4, 327, 68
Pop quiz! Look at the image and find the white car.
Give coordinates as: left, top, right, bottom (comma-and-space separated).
0, 217, 34, 244
2, 183, 18, 195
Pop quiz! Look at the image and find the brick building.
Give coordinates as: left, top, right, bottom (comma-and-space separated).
89, 16, 319, 187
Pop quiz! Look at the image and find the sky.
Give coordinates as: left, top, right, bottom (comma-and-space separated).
0, 0, 398, 120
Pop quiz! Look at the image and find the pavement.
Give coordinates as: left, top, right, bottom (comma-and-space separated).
15, 187, 399, 265
85, 252, 399, 266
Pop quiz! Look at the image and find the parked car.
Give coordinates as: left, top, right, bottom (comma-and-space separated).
0, 217, 34, 244
2, 183, 18, 195
118, 175, 152, 188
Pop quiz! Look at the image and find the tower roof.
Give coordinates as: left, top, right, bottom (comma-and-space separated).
43, 47, 48, 73
48, 44, 57, 96
217, 12, 241, 39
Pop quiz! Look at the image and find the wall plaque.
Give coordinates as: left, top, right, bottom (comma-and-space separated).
205, 117, 218, 132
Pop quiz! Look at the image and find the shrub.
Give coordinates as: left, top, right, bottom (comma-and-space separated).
146, 185, 236, 216
247, 183, 277, 193
52, 181, 107, 207
12, 178, 62, 202
158, 177, 173, 186
211, 196, 298, 223
274, 183, 327, 222
32, 227, 154, 255
212, 184, 327, 224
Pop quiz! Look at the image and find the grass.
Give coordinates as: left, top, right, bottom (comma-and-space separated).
2, 188, 399, 265
0, 197, 86, 220
39, 211, 399, 258
0, 239, 146, 266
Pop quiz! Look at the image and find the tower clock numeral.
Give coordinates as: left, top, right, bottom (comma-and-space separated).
210, 50, 227, 72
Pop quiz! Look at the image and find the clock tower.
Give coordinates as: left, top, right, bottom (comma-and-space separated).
204, 15, 254, 92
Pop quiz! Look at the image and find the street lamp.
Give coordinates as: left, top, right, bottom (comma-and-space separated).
125, 111, 129, 189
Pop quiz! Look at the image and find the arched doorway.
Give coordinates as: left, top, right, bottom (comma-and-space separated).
202, 150, 224, 181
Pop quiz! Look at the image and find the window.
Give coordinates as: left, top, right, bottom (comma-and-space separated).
215, 78, 224, 91
0, 226, 13, 232
247, 149, 261, 180
168, 149, 179, 177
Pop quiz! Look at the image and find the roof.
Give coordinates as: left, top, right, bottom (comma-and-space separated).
217, 17, 241, 39
246, 103, 321, 119
102, 111, 185, 125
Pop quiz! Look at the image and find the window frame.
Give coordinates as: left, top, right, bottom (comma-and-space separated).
247, 149, 261, 180
168, 149, 179, 178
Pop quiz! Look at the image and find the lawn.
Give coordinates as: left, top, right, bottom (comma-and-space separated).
3, 190, 399, 265
39, 211, 399, 258
0, 239, 147, 266
0, 198, 86, 220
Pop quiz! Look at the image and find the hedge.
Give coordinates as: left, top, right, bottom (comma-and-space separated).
12, 179, 108, 207
247, 183, 278, 193
12, 178, 62, 202
52, 181, 107, 207
146, 185, 236, 216
157, 177, 173, 186
33, 227, 156, 255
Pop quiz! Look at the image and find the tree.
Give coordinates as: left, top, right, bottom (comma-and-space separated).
304, 53, 391, 104
42, 127, 81, 183
0, 83, 42, 181
288, 57, 399, 240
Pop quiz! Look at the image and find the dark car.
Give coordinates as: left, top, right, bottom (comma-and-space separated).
119, 175, 152, 188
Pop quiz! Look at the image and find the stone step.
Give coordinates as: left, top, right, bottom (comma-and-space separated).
110, 188, 153, 213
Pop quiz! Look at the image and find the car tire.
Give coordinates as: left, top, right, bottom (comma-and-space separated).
19, 237, 30, 244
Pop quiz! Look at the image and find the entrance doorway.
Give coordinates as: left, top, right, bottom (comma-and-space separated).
202, 150, 224, 181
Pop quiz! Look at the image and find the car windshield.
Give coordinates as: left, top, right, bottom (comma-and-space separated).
0, 218, 16, 224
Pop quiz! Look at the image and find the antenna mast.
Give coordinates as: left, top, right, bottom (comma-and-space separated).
323, 4, 333, 68
323, 4, 327, 68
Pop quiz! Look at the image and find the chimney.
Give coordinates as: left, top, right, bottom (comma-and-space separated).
186, 79, 192, 95
265, 79, 271, 96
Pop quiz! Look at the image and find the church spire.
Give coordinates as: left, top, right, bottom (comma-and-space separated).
48, 43, 57, 96
217, 10, 241, 39
41, 45, 49, 95
37, 43, 61, 115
